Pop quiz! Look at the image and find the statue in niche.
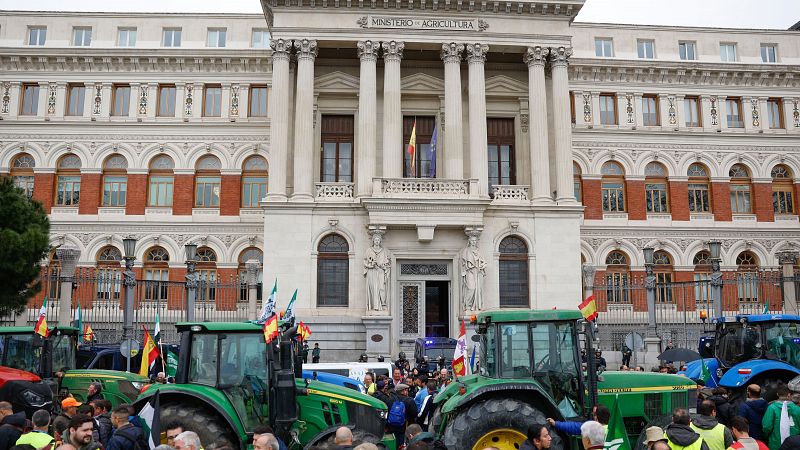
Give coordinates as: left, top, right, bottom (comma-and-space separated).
364, 230, 390, 313
460, 230, 486, 311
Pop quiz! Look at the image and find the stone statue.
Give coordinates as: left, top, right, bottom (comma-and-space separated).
460, 231, 487, 311
364, 230, 390, 312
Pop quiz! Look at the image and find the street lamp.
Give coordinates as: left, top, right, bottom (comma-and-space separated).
643, 247, 655, 266
184, 243, 199, 321
708, 241, 722, 261
642, 247, 657, 337
185, 243, 198, 263
121, 237, 137, 372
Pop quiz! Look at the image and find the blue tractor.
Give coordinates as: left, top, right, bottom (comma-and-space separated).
683, 314, 800, 398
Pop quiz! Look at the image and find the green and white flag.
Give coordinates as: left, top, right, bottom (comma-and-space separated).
73, 303, 83, 343
165, 350, 179, 378
604, 396, 631, 450
284, 289, 298, 323
138, 390, 161, 449
700, 358, 711, 385
256, 280, 277, 324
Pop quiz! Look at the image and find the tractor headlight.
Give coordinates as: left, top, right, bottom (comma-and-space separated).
130, 381, 145, 390
21, 389, 47, 407
378, 410, 388, 420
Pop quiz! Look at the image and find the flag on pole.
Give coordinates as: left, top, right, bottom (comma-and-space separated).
84, 324, 94, 343
428, 125, 438, 178
579, 295, 598, 322
452, 319, 468, 377
73, 302, 83, 343
298, 322, 312, 341
153, 313, 161, 345
263, 314, 279, 344
604, 396, 632, 450
700, 358, 713, 386
139, 326, 160, 377
138, 390, 161, 450
283, 289, 298, 323
407, 120, 417, 177
763, 299, 770, 314
257, 280, 278, 324
165, 350, 179, 377
469, 341, 479, 373
34, 298, 49, 338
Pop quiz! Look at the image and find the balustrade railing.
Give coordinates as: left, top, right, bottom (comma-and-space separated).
373, 177, 478, 199
491, 184, 530, 202
315, 182, 354, 200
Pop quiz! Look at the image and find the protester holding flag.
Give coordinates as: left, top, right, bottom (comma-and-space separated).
138, 391, 161, 450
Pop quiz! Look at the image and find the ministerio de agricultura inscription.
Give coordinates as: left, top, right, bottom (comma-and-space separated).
357, 15, 489, 31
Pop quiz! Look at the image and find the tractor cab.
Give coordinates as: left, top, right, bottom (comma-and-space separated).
715, 314, 800, 369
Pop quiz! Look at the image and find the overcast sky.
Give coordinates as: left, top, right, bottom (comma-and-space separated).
1, 0, 798, 30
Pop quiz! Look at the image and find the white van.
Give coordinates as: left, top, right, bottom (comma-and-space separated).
304, 362, 394, 382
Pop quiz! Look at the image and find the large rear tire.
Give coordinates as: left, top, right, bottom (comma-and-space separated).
443, 398, 564, 450
161, 403, 237, 450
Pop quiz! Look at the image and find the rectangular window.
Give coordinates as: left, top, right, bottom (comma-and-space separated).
602, 182, 625, 212
641, 95, 659, 126
21, 84, 40, 116
679, 41, 696, 60
242, 176, 267, 208
163, 28, 182, 47
102, 175, 127, 206
599, 94, 617, 125
646, 183, 669, 213
144, 269, 169, 302
72, 27, 92, 46
761, 44, 777, 63
203, 86, 222, 117
66, 84, 85, 116
720, 43, 737, 62
251, 29, 269, 48
487, 118, 515, 194
605, 272, 630, 303
402, 116, 436, 178
112, 85, 130, 116
117, 28, 137, 47
767, 99, 784, 129
12, 176, 34, 199
56, 176, 81, 206
688, 183, 711, 213
194, 176, 221, 207
637, 39, 655, 59
694, 273, 711, 305
574, 179, 582, 203
730, 184, 752, 213
655, 272, 674, 303
499, 258, 529, 307
726, 98, 744, 128
249, 86, 268, 117
684, 96, 701, 127
322, 115, 355, 182
774, 186, 795, 215
595, 38, 613, 57
158, 85, 176, 117
317, 258, 348, 306
207, 28, 227, 48
148, 175, 173, 207
27, 26, 46, 46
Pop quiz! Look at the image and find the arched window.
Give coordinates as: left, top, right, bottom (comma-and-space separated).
144, 247, 170, 302
148, 155, 174, 207
573, 162, 583, 203
238, 247, 263, 302
645, 162, 669, 213
11, 153, 35, 199
729, 164, 752, 214
604, 250, 630, 303
195, 246, 217, 301
736, 251, 759, 303
499, 236, 529, 308
653, 250, 673, 303
687, 163, 711, 213
772, 165, 795, 215
96, 246, 122, 301
317, 234, 349, 306
102, 154, 128, 207
195, 155, 222, 208
55, 154, 82, 206
601, 161, 625, 212
693, 250, 712, 306
241, 156, 268, 208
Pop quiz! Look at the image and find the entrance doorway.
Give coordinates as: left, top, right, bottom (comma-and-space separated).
425, 281, 449, 337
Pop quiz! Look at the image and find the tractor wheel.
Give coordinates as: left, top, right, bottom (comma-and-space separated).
161, 403, 237, 450
443, 398, 564, 450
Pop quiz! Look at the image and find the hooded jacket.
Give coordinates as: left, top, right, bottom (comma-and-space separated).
92, 412, 113, 447
691, 415, 734, 450
665, 423, 710, 450
707, 395, 735, 426
0, 412, 27, 450
105, 423, 141, 450
740, 399, 770, 441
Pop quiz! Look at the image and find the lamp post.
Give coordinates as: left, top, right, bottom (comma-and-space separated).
708, 241, 723, 319
122, 237, 137, 372
185, 243, 198, 322
643, 247, 657, 338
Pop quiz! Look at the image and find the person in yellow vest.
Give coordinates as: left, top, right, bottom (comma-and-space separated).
665, 408, 710, 450
15, 410, 55, 450
691, 400, 734, 450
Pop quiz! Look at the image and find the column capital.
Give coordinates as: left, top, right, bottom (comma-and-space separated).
357, 40, 379, 62
466, 43, 489, 64
293, 38, 318, 60
548, 46, 573, 67
523, 46, 549, 67
270, 38, 293, 60
381, 41, 405, 62
441, 42, 464, 64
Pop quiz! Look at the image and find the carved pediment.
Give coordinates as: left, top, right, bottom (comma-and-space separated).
400, 73, 444, 94
485, 75, 528, 96
314, 71, 360, 92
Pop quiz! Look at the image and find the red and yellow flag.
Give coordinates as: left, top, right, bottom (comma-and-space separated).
263, 314, 279, 344
452, 319, 468, 377
84, 324, 94, 343
298, 322, 312, 341
139, 327, 160, 377
407, 120, 417, 177
579, 295, 598, 322
34, 299, 48, 338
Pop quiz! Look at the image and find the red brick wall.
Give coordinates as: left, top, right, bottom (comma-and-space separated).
673, 271, 696, 311
796, 183, 800, 214
215, 268, 240, 311
33, 173, 55, 213
220, 175, 241, 216
626, 180, 646, 220
126, 174, 147, 215
630, 270, 647, 311
711, 182, 732, 221
168, 268, 187, 310
172, 174, 194, 215
78, 173, 101, 215
753, 183, 775, 222
668, 181, 689, 221
582, 179, 603, 220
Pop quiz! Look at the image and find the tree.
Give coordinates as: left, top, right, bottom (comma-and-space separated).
0, 177, 50, 314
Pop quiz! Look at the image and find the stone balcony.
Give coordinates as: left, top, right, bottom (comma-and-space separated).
315, 182, 355, 201
371, 177, 480, 199
491, 184, 530, 203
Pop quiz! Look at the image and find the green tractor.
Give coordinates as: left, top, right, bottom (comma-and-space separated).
0, 326, 148, 416
133, 321, 395, 450
432, 310, 697, 450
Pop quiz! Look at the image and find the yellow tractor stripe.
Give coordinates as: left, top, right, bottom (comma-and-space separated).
599, 385, 696, 393
306, 388, 371, 406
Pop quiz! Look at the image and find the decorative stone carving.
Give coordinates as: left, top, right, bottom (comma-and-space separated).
667, 95, 677, 125
245, 259, 261, 287
47, 83, 57, 115
138, 85, 149, 115
492, 185, 529, 201
477, 19, 489, 31
793, 99, 799, 128
364, 228, 390, 313
440, 42, 464, 64
357, 40, 379, 62
465, 43, 489, 63
56, 245, 81, 279
356, 16, 368, 27
92, 83, 102, 115
523, 46, 548, 67
710, 97, 719, 126
581, 264, 596, 289
230, 84, 239, 117
778, 251, 799, 266
548, 46, 572, 66
184, 84, 193, 116
520, 113, 529, 133
625, 94, 634, 125
316, 182, 354, 199
582, 93, 592, 123
381, 40, 404, 62
460, 228, 486, 311
293, 39, 318, 60
1, 82, 10, 114
751, 98, 760, 127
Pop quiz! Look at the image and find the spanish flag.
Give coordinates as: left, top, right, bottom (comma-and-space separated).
578, 295, 598, 322
407, 120, 417, 177
84, 324, 94, 343
298, 322, 312, 341
139, 326, 160, 377
33, 298, 49, 338
263, 314, 279, 344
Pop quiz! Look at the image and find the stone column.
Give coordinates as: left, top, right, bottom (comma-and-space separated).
246, 258, 261, 320
778, 251, 799, 315
99, 83, 112, 118
291, 39, 318, 201
56, 245, 80, 326
382, 41, 404, 179
524, 46, 551, 204
466, 43, 489, 197
549, 46, 575, 203
441, 43, 465, 180
53, 83, 66, 118
357, 40, 379, 196
266, 39, 292, 201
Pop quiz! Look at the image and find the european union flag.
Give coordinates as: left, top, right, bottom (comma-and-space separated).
428, 125, 438, 178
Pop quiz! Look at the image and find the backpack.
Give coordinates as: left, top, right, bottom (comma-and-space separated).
387, 397, 406, 428
117, 426, 150, 450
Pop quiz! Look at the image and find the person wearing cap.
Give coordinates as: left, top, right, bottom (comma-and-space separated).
0, 410, 27, 450
386, 383, 418, 447
52, 398, 82, 443
372, 379, 390, 406
643, 426, 668, 449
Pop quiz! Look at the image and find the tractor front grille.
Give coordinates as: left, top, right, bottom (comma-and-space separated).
346, 402, 385, 438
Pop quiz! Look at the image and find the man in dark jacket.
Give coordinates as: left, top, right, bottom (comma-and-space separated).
665, 409, 709, 450
706, 387, 735, 427
386, 383, 418, 448
0, 412, 27, 450
690, 400, 733, 450
106, 407, 141, 450
86, 383, 103, 405
740, 384, 769, 441
90, 399, 112, 448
